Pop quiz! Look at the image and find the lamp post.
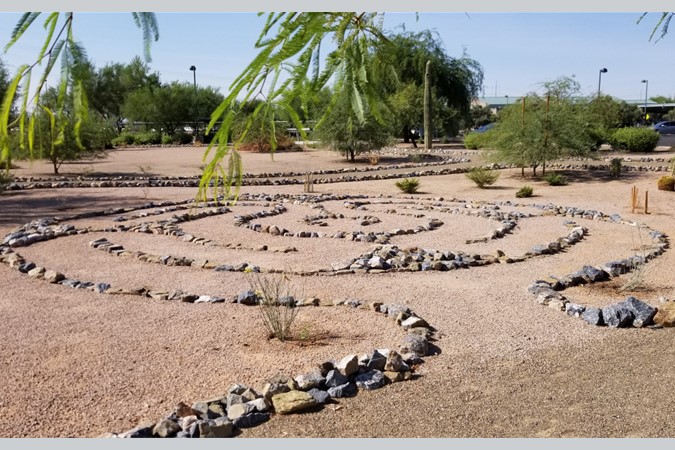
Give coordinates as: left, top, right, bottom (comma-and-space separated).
505, 94, 509, 106
597, 68, 607, 97
189, 65, 197, 141
641, 79, 648, 125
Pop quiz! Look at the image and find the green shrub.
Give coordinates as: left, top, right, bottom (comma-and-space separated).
465, 167, 499, 188
543, 172, 568, 186
395, 177, 421, 194
657, 176, 675, 191
516, 185, 534, 198
608, 127, 660, 152
111, 132, 135, 147
463, 131, 487, 150
173, 132, 193, 145
132, 131, 161, 146
161, 134, 173, 145
0, 171, 13, 194
610, 158, 622, 178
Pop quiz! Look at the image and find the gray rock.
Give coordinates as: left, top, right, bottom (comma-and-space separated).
399, 334, 428, 357
227, 402, 255, 421
336, 354, 359, 377
278, 296, 296, 307
233, 412, 270, 428
325, 369, 349, 388
153, 419, 181, 438
237, 290, 259, 305
207, 403, 226, 419
198, 418, 233, 438
18, 262, 35, 273
95, 283, 111, 293
123, 420, 155, 438
43, 270, 65, 283
248, 397, 271, 413
384, 350, 410, 372
602, 304, 635, 328
327, 382, 357, 398
262, 381, 290, 400
622, 296, 657, 327
228, 383, 248, 395
191, 401, 209, 419
225, 393, 244, 409
295, 373, 325, 390
307, 388, 331, 404
565, 303, 586, 317
580, 265, 609, 283
366, 350, 387, 371
354, 370, 386, 390
400, 316, 429, 329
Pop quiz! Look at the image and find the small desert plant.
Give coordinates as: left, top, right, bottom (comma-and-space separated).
368, 153, 380, 165
515, 185, 534, 198
409, 153, 424, 163
619, 224, 650, 293
466, 167, 499, 188
248, 271, 300, 342
657, 176, 675, 191
543, 172, 568, 186
610, 158, 622, 178
395, 177, 421, 194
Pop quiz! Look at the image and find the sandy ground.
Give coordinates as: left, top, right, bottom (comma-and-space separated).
1, 146, 675, 438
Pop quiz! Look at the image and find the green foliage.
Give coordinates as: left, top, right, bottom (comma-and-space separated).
382, 30, 483, 141
515, 185, 534, 198
465, 166, 499, 188
111, 132, 135, 147
657, 175, 675, 191
608, 127, 660, 152
486, 83, 596, 175
610, 157, 622, 178
395, 177, 421, 194
470, 104, 495, 129
0, 13, 159, 171
543, 172, 568, 186
463, 131, 489, 149
0, 170, 12, 194
314, 93, 392, 161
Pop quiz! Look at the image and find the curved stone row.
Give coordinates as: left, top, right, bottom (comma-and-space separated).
109, 299, 439, 438
526, 215, 669, 328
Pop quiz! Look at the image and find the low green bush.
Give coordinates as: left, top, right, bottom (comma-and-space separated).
111, 132, 135, 147
466, 167, 499, 188
543, 172, 568, 186
463, 131, 486, 150
608, 127, 660, 152
395, 177, 421, 194
133, 131, 161, 146
0, 171, 13, 194
161, 134, 173, 145
516, 185, 534, 198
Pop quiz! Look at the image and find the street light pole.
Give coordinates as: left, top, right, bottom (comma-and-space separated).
189, 65, 197, 142
641, 79, 648, 125
505, 95, 509, 106
597, 68, 607, 97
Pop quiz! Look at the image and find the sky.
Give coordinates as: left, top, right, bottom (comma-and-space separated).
0, 12, 673, 102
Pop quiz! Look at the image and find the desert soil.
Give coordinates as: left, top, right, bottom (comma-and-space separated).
1, 145, 674, 438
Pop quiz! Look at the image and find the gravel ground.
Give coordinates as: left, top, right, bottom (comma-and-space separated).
1, 146, 675, 438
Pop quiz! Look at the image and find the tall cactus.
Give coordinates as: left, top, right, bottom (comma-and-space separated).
424, 60, 432, 150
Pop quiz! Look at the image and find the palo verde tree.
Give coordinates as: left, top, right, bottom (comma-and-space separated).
487, 76, 595, 176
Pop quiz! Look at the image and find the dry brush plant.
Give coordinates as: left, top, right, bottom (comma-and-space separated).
247, 270, 301, 342
466, 166, 499, 188
619, 224, 652, 293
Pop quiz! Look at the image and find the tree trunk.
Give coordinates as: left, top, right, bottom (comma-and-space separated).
402, 126, 410, 143
50, 156, 59, 175
424, 60, 432, 150
521, 166, 525, 177
350, 149, 355, 162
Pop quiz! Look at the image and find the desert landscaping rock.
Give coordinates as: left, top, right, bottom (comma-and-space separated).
271, 390, 318, 414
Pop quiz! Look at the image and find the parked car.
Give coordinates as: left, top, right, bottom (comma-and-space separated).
653, 121, 675, 135
475, 123, 495, 133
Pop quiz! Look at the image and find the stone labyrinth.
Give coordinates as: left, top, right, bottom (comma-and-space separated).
0, 188, 670, 438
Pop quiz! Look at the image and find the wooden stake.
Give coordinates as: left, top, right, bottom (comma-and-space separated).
631, 186, 637, 213
645, 190, 649, 214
